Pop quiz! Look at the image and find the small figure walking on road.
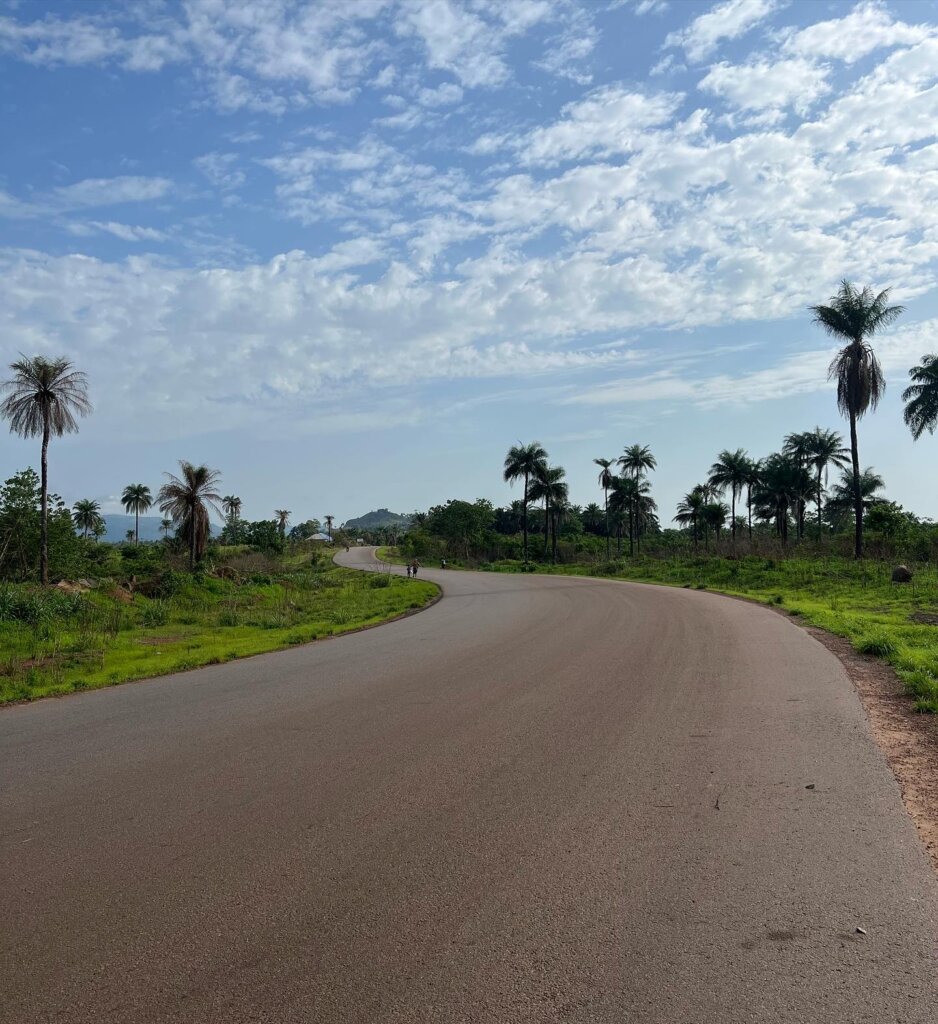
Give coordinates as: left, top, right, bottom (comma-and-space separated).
411, 559, 420, 578
440, 558, 447, 569
406, 564, 412, 578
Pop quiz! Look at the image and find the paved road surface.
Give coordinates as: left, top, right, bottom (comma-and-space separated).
2, 548, 936, 1022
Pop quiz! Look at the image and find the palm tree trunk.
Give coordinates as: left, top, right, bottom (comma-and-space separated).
628, 504, 634, 557
522, 473, 529, 564
40, 422, 50, 586
543, 497, 550, 557
692, 513, 698, 553
747, 486, 753, 541
731, 486, 737, 552
816, 467, 823, 544
849, 408, 863, 558
135, 508, 140, 545
604, 489, 610, 561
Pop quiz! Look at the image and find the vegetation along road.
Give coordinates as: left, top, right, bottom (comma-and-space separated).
1, 546, 936, 1023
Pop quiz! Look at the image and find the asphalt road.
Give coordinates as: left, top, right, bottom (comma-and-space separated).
2, 548, 937, 1023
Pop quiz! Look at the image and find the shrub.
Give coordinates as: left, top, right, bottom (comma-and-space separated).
854, 632, 898, 658
141, 601, 169, 627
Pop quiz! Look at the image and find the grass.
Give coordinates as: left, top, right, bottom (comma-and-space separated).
0, 565, 437, 705
493, 554, 938, 713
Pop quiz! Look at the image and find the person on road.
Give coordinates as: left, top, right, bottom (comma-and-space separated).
405, 564, 412, 578
411, 559, 420, 578
440, 558, 447, 569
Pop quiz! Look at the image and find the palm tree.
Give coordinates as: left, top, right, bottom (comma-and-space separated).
758, 454, 809, 544
781, 432, 814, 538
609, 476, 652, 556
701, 502, 729, 549
530, 465, 567, 562
0, 355, 92, 584
593, 457, 615, 560
72, 498, 103, 540
903, 354, 938, 440
160, 517, 173, 541
708, 449, 749, 550
674, 487, 707, 553
222, 495, 241, 522
812, 281, 904, 557
121, 483, 152, 545
800, 427, 849, 541
324, 514, 335, 541
743, 457, 762, 541
275, 509, 291, 539
503, 442, 548, 564
827, 467, 886, 526
618, 444, 657, 482
157, 462, 223, 569
581, 502, 604, 535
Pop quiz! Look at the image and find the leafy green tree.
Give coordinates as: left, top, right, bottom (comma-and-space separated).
903, 354, 938, 440
121, 483, 152, 544
244, 519, 284, 552
425, 499, 494, 559
864, 501, 910, 544
593, 457, 615, 559
0, 355, 92, 584
708, 449, 749, 549
157, 462, 223, 569
0, 468, 82, 580
289, 519, 323, 541
811, 281, 903, 557
72, 498, 104, 539
503, 442, 547, 563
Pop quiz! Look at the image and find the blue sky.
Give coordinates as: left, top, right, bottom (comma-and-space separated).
2, 0, 938, 526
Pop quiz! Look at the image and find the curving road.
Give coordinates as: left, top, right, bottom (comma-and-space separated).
1, 547, 937, 1023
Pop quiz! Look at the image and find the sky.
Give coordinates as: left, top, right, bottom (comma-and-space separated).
2, 0, 938, 527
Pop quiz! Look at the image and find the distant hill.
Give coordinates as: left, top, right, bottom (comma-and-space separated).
100, 515, 220, 543
342, 509, 411, 531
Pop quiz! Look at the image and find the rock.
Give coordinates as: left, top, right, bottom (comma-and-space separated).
892, 565, 913, 583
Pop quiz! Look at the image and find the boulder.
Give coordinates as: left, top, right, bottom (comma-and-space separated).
892, 565, 913, 583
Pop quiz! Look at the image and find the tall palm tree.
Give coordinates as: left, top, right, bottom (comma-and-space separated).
674, 487, 707, 553
222, 495, 241, 522
0, 355, 92, 584
800, 427, 849, 541
530, 465, 567, 562
757, 454, 809, 544
160, 517, 173, 540
157, 462, 223, 569
121, 483, 152, 545
324, 514, 335, 541
701, 502, 729, 550
72, 498, 103, 540
593, 457, 615, 560
903, 354, 938, 440
743, 457, 762, 541
811, 280, 904, 557
503, 442, 548, 564
708, 449, 749, 550
781, 432, 814, 538
826, 467, 886, 527
275, 509, 291, 539
609, 475, 652, 557
618, 443, 656, 485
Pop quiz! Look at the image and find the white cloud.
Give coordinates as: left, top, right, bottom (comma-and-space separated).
485, 84, 682, 166
665, 0, 777, 63
781, 0, 931, 65
417, 82, 464, 106
699, 57, 830, 114
194, 152, 246, 190
0, 177, 172, 218
82, 222, 168, 242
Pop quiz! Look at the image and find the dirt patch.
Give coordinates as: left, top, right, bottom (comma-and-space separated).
910, 611, 938, 626
802, 623, 938, 873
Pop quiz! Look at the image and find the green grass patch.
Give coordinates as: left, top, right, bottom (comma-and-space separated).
0, 567, 437, 705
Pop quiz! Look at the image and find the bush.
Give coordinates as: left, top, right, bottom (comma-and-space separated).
854, 632, 898, 658
141, 600, 169, 627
